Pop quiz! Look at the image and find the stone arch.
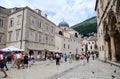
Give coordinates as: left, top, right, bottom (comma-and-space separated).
103, 21, 108, 34
108, 9, 117, 31
103, 20, 110, 41
116, 0, 120, 15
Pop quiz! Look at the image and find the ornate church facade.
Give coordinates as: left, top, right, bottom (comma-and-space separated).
95, 0, 120, 62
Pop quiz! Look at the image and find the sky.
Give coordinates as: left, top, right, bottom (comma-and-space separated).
0, 0, 96, 26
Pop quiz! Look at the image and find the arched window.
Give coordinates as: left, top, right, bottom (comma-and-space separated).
75, 33, 78, 38
59, 31, 63, 35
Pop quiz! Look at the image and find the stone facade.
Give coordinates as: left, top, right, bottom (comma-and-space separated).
95, 0, 120, 62
81, 36, 98, 53
0, 6, 82, 57
55, 24, 81, 54
0, 6, 9, 49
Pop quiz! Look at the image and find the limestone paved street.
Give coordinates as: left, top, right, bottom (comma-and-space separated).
0, 60, 120, 79
57, 60, 120, 79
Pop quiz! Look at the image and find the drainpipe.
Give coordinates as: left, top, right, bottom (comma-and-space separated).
20, 8, 25, 49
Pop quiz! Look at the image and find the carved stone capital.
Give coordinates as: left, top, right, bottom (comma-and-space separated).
109, 31, 115, 37
104, 34, 110, 41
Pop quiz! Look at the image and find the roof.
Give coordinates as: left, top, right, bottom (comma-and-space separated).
58, 21, 69, 27
88, 36, 97, 41
95, 0, 99, 11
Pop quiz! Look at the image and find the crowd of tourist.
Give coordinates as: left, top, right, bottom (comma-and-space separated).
0, 49, 98, 78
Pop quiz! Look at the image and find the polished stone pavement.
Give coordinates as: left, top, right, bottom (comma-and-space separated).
0, 59, 120, 79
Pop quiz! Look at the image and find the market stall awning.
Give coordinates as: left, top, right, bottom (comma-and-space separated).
1, 46, 23, 52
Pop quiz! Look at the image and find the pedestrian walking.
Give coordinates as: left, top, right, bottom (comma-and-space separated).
64, 54, 68, 62
55, 53, 60, 65
23, 53, 28, 69
16, 52, 21, 69
3, 55, 8, 71
11, 52, 17, 68
7, 52, 11, 64
80, 53, 85, 65
68, 52, 72, 63
86, 53, 90, 63
0, 50, 8, 78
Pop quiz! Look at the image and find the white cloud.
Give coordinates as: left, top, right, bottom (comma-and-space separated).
0, 0, 96, 26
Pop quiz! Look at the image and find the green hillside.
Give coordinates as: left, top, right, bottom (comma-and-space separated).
72, 16, 97, 37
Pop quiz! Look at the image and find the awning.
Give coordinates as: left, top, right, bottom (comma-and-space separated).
1, 46, 23, 52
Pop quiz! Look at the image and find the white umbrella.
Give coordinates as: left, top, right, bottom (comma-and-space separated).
1, 46, 22, 52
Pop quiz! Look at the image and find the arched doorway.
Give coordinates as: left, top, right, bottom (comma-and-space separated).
114, 30, 120, 61
29, 50, 34, 56
103, 21, 111, 60
108, 9, 119, 61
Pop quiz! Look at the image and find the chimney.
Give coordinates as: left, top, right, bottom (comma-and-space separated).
45, 14, 47, 18
35, 9, 41, 15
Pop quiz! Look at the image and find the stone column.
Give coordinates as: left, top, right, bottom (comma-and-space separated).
104, 34, 110, 61
109, 31, 116, 62
105, 41, 109, 60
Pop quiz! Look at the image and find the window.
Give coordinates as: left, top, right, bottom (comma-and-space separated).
32, 20, 34, 24
100, 47, 101, 51
90, 45, 92, 49
51, 27, 54, 33
0, 36, 2, 42
64, 44, 65, 49
68, 45, 70, 49
16, 30, 20, 40
9, 18, 14, 27
82, 48, 84, 51
8, 31, 13, 41
59, 31, 63, 35
89, 42, 90, 44
46, 36, 48, 44
31, 16, 35, 25
17, 15, 21, 25
46, 25, 48, 30
75, 33, 78, 38
0, 19, 3, 27
39, 35, 42, 42
102, 45, 104, 51
39, 21, 42, 28
35, 33, 38, 42
51, 38, 54, 44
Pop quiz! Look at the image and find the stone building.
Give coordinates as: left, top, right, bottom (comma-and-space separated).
0, 6, 56, 57
95, 0, 120, 62
81, 36, 98, 53
0, 6, 9, 48
0, 6, 82, 57
55, 21, 81, 54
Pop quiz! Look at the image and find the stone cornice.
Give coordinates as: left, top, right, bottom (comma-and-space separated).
95, 0, 99, 11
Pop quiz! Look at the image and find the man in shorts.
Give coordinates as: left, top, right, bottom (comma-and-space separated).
0, 50, 8, 78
